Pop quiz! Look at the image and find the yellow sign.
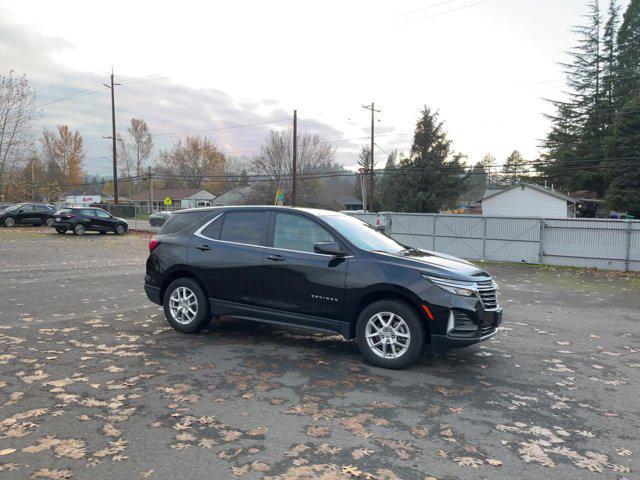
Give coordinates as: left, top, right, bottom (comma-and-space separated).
163, 197, 172, 206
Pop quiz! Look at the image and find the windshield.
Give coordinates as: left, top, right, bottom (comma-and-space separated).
321, 214, 405, 254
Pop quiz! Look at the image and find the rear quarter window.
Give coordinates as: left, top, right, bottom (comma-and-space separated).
160, 211, 213, 234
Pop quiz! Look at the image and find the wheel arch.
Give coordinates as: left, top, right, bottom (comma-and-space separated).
159, 267, 209, 304
349, 286, 431, 342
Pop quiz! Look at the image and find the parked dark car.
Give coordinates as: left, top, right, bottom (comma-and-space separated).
149, 211, 171, 227
144, 207, 502, 369
0, 203, 56, 227
51, 207, 128, 235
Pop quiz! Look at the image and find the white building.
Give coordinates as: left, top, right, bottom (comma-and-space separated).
129, 188, 215, 210
482, 184, 576, 217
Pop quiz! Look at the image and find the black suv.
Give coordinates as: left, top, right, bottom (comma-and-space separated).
0, 203, 56, 227
51, 207, 128, 235
144, 207, 502, 369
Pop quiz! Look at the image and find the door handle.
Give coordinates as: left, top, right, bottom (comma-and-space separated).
266, 254, 285, 262
195, 244, 211, 251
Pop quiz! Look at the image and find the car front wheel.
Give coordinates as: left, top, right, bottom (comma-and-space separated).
356, 300, 425, 369
73, 223, 86, 235
3, 217, 16, 227
163, 278, 210, 333
45, 218, 54, 227
115, 224, 126, 235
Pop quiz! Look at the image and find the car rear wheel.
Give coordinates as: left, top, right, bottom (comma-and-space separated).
44, 218, 54, 227
56, 227, 67, 234
163, 278, 210, 333
73, 223, 86, 235
4, 217, 16, 227
115, 224, 126, 235
356, 300, 425, 369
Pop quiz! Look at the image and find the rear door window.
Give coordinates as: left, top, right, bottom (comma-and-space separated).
161, 211, 212, 234
219, 211, 267, 246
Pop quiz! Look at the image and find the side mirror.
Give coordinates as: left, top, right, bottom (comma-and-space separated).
314, 241, 346, 257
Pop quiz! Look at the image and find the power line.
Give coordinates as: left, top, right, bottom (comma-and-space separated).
404, 0, 493, 23
397, 0, 460, 18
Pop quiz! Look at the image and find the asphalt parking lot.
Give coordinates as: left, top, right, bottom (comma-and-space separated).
0, 227, 638, 480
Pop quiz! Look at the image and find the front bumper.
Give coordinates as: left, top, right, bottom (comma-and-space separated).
418, 280, 502, 353
430, 308, 502, 353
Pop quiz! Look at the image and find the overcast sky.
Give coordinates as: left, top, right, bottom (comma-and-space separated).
0, 0, 627, 176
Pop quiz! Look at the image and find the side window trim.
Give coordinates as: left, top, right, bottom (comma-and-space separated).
193, 213, 225, 241
195, 211, 268, 247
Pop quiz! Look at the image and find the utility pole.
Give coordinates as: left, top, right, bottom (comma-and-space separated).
31, 159, 36, 200
362, 102, 380, 212
292, 110, 297, 207
103, 68, 121, 204
148, 166, 154, 214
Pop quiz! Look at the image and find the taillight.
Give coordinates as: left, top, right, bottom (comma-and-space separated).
148, 237, 160, 252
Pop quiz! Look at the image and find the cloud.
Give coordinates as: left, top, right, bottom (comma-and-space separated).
0, 10, 358, 175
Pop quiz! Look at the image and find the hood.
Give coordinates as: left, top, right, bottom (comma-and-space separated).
374, 248, 491, 281
114, 216, 128, 224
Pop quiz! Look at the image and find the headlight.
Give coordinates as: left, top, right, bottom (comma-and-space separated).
424, 275, 477, 297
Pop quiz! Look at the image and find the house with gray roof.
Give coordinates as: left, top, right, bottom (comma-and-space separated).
482, 183, 576, 217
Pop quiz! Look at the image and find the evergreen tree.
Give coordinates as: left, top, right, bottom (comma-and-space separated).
480, 153, 496, 186
384, 107, 465, 212
501, 150, 529, 185
378, 150, 402, 210
602, 0, 620, 113
604, 95, 640, 215
613, 0, 640, 106
542, 0, 607, 194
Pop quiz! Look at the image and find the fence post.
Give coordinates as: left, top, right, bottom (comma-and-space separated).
625, 221, 632, 272
432, 215, 438, 251
482, 216, 488, 260
538, 218, 545, 264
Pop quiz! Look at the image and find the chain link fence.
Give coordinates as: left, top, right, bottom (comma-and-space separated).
91, 204, 187, 231
347, 212, 640, 272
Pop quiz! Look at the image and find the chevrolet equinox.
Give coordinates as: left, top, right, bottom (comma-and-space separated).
144, 206, 502, 369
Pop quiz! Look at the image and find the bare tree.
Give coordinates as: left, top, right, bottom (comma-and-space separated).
116, 133, 134, 197
156, 135, 226, 190
41, 125, 85, 186
126, 118, 153, 177
0, 71, 37, 200
248, 129, 335, 205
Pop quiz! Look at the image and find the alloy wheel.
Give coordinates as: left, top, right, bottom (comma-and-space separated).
169, 287, 198, 325
45, 218, 54, 227
4, 217, 15, 227
365, 312, 411, 359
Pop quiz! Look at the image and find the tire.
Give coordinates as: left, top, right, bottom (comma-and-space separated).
44, 218, 54, 227
56, 227, 67, 234
115, 224, 127, 235
73, 223, 86, 236
4, 217, 16, 227
99, 230, 107, 235
355, 300, 425, 369
163, 278, 210, 333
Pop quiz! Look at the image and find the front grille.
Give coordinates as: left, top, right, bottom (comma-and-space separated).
476, 280, 499, 311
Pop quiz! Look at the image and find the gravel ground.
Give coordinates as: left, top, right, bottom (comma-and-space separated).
0, 226, 638, 480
